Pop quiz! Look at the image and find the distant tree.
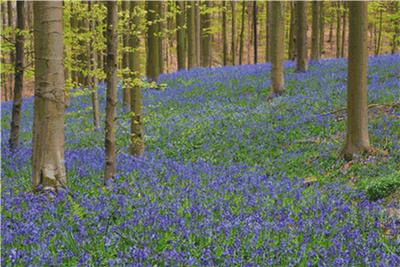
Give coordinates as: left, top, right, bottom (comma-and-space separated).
342, 2, 370, 160
32, 1, 66, 191
374, 3, 383, 56
122, 1, 130, 109
158, 1, 164, 74
176, 1, 186, 70
104, 1, 118, 181
129, 1, 144, 156
187, 1, 196, 68
194, 1, 201, 65
270, 1, 285, 98
201, 1, 211, 67
253, 1, 257, 64
146, 1, 160, 80
288, 1, 295, 61
390, 2, 399, 54
239, 0, 245, 65
311, 1, 320, 61
319, 1, 325, 56
341, 2, 347, 58
222, 1, 227, 66
9, 0, 25, 151
336, 1, 341, 58
295, 1, 307, 72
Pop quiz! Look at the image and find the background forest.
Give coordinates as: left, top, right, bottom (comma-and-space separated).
1, 0, 400, 266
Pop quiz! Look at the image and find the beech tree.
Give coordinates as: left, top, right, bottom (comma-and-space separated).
231, 1, 237, 65
104, 1, 118, 181
9, 0, 24, 151
270, 1, 285, 98
176, 1, 186, 70
222, 1, 227, 66
296, 1, 308, 72
342, 1, 370, 160
253, 1, 257, 64
187, 1, 196, 68
239, 1, 245, 65
201, 1, 211, 67
146, 1, 160, 80
32, 1, 66, 191
311, 1, 321, 61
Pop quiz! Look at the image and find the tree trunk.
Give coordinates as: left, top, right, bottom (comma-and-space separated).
319, 1, 324, 56
253, 1, 257, 64
9, 0, 25, 151
1, 2, 8, 100
288, 1, 295, 61
158, 1, 164, 75
146, 1, 160, 80
32, 1, 66, 191
194, 1, 201, 66
7, 1, 15, 101
266, 1, 272, 62
231, 1, 237, 65
201, 1, 211, 67
342, 2, 370, 160
336, 1, 341, 58
295, 1, 307, 72
89, 1, 99, 129
391, 2, 399, 54
270, 1, 285, 97
129, 1, 144, 156
176, 1, 186, 70
187, 1, 196, 68
122, 1, 130, 109
375, 8, 383, 56
246, 1, 252, 64
239, 0, 245, 65
222, 1, 228, 65
341, 2, 347, 58
104, 1, 118, 181
311, 1, 320, 61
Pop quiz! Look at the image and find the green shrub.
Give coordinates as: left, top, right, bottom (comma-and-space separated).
366, 171, 400, 201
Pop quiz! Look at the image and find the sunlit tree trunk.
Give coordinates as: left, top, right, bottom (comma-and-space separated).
146, 1, 160, 80
187, 1, 196, 68
201, 1, 211, 67
239, 0, 245, 65
7, 1, 15, 101
253, 1, 257, 64
222, 1, 228, 65
231, 1, 237, 65
9, 0, 25, 151
336, 1, 341, 58
391, 2, 399, 54
319, 1, 324, 56
270, 1, 284, 98
342, 2, 370, 160
288, 1, 295, 61
341, 2, 347, 58
89, 1, 99, 128
176, 1, 186, 70
311, 1, 320, 61
129, 1, 144, 156
375, 8, 383, 56
32, 1, 66, 191
122, 1, 130, 109
194, 1, 201, 66
104, 1, 118, 181
295, 1, 307, 72
158, 1, 164, 75
266, 1, 272, 62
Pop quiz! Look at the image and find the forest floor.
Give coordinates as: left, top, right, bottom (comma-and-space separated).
1, 54, 400, 265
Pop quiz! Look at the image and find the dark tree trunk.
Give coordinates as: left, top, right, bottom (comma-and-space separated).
295, 1, 307, 72
231, 1, 237, 65
176, 1, 186, 70
253, 1, 257, 64
201, 1, 211, 67
187, 1, 196, 68
146, 1, 160, 80
311, 1, 320, 61
270, 1, 285, 97
239, 0, 245, 65
222, 1, 228, 65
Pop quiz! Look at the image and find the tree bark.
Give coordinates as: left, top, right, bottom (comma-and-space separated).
231, 1, 237, 65
391, 2, 399, 54
288, 1, 295, 61
176, 1, 186, 70
295, 1, 307, 72
311, 1, 320, 61
158, 1, 164, 75
129, 1, 144, 156
375, 8, 383, 56
266, 1, 272, 62
253, 1, 257, 64
201, 1, 211, 67
342, 1, 370, 160
104, 1, 118, 181
89, 1, 99, 129
270, 1, 285, 97
146, 1, 160, 80
341, 2, 347, 58
9, 0, 25, 151
7, 1, 15, 101
319, 1, 324, 56
336, 1, 341, 58
187, 1, 197, 68
222, 1, 228, 66
122, 1, 130, 109
239, 0, 245, 65
194, 1, 201, 66
32, 1, 66, 191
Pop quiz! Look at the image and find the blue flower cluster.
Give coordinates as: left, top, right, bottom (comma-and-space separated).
1, 54, 400, 266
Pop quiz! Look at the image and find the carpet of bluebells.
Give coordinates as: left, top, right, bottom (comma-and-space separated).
1, 54, 400, 266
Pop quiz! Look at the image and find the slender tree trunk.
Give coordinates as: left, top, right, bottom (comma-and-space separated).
375, 8, 383, 56
158, 1, 164, 75
129, 1, 144, 156
201, 1, 211, 67
9, 0, 25, 151
311, 1, 320, 61
253, 1, 257, 64
391, 2, 399, 54
187, 1, 196, 68
295, 1, 307, 72
7, 1, 15, 101
231, 1, 237, 65
89, 1, 99, 129
319, 1, 324, 56
342, 2, 370, 160
328, 19, 333, 53
122, 1, 130, 109
288, 1, 295, 61
194, 1, 201, 66
336, 1, 341, 58
32, 1, 66, 191
176, 1, 186, 70
222, 1, 228, 65
266, 1, 272, 62
104, 1, 118, 181
1, 2, 7, 100
146, 1, 160, 80
246, 1, 252, 64
341, 2, 347, 58
239, 1, 245, 65
270, 1, 285, 97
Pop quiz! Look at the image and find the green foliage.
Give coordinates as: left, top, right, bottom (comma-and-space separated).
366, 171, 400, 201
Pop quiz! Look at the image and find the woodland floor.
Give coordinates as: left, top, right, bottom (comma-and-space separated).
1, 54, 400, 265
